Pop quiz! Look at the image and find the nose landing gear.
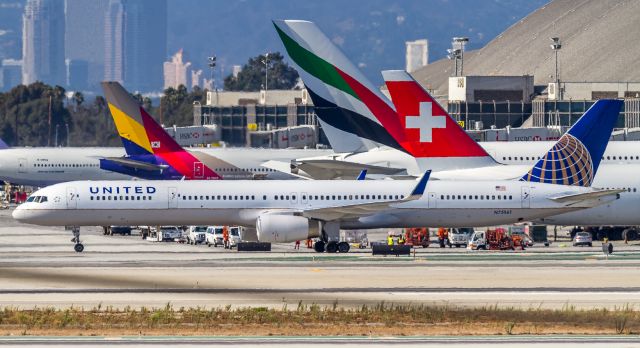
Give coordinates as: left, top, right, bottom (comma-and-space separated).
68, 226, 84, 253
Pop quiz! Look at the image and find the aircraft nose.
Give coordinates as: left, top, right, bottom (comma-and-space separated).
12, 206, 25, 221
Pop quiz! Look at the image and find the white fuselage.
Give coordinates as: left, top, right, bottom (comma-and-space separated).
0, 147, 130, 186
2, 141, 639, 186
13, 179, 615, 229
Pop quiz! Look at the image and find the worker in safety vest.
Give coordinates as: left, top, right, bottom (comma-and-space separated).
222, 226, 230, 249
398, 235, 405, 245
387, 234, 394, 246
438, 228, 447, 248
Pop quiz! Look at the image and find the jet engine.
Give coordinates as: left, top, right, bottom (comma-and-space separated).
256, 214, 319, 243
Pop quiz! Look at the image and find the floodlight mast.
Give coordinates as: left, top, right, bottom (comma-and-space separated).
550, 37, 562, 99
453, 37, 469, 75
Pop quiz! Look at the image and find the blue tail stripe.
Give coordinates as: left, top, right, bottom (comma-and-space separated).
121, 138, 153, 156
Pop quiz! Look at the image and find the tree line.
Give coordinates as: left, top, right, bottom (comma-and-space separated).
0, 52, 299, 147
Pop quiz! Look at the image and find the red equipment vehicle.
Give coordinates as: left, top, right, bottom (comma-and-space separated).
404, 228, 430, 248
486, 228, 515, 250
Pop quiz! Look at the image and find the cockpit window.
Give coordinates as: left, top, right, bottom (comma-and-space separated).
26, 196, 36, 202
40, 196, 48, 203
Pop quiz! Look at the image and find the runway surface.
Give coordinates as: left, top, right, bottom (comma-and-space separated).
0, 335, 639, 347
1, 208, 639, 311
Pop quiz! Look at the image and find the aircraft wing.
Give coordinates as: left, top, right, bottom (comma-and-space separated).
548, 189, 624, 206
101, 157, 168, 172
302, 171, 430, 221
262, 159, 407, 180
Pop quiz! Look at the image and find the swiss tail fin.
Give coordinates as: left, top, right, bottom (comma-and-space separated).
382, 70, 492, 159
520, 99, 622, 187
102, 81, 184, 156
273, 20, 405, 154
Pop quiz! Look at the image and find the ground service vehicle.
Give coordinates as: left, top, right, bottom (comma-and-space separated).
205, 226, 224, 247
573, 232, 593, 247
404, 228, 429, 248
143, 226, 182, 242
448, 228, 474, 248
228, 227, 242, 248
106, 226, 132, 236
186, 226, 207, 244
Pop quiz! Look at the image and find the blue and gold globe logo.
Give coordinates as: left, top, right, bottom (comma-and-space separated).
521, 134, 593, 186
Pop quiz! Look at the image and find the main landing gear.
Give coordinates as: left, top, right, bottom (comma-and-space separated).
313, 240, 350, 253
69, 226, 84, 253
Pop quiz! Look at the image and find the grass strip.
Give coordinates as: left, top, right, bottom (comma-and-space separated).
0, 303, 638, 336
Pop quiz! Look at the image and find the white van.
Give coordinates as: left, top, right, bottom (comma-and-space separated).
186, 226, 207, 245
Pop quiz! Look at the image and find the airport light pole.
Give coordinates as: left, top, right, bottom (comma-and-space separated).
453, 37, 469, 75
261, 53, 269, 105
447, 48, 462, 76
207, 55, 217, 90
550, 37, 562, 84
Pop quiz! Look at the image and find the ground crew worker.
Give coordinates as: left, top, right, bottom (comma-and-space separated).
222, 226, 230, 249
438, 228, 446, 248
387, 234, 394, 246
294, 240, 300, 249
398, 234, 405, 245
306, 238, 313, 248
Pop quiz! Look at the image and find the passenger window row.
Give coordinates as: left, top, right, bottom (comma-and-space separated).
216, 168, 275, 173
502, 155, 640, 162
440, 194, 513, 201
179, 194, 403, 202
34, 163, 98, 168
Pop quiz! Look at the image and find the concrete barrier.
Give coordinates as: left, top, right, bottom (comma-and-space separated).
372, 244, 411, 256
237, 242, 271, 252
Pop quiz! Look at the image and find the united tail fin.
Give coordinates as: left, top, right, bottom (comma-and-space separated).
382, 70, 493, 161
520, 99, 622, 187
273, 20, 405, 154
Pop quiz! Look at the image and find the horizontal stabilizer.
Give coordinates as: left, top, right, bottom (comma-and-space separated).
293, 159, 406, 180
101, 157, 168, 172
548, 188, 624, 205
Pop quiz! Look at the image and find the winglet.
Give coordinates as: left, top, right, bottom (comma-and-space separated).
409, 170, 431, 198
356, 169, 367, 180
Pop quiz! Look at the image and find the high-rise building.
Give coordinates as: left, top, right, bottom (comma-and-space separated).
1, 59, 23, 91
65, 0, 108, 91
104, 0, 125, 84
163, 49, 191, 90
104, 0, 167, 92
191, 69, 202, 90
22, 0, 66, 86
405, 39, 428, 73
66, 59, 88, 90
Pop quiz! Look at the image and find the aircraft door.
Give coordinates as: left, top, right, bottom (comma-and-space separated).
18, 158, 28, 173
521, 186, 531, 208
301, 192, 308, 205
168, 187, 178, 208
194, 162, 204, 179
290, 193, 298, 204
66, 187, 78, 209
428, 192, 437, 208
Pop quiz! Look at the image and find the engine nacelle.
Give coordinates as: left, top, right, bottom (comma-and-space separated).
256, 214, 319, 243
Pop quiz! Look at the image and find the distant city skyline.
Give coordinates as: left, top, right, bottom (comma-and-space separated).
0, 0, 547, 92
